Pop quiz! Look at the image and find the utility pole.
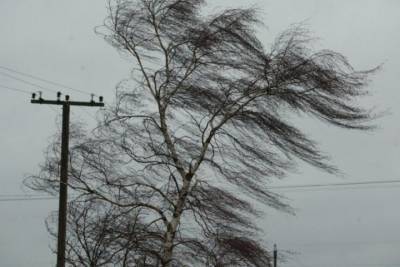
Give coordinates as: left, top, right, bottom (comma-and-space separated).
273, 243, 277, 267
31, 91, 104, 267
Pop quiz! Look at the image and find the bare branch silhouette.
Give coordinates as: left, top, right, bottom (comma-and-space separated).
26, 0, 378, 266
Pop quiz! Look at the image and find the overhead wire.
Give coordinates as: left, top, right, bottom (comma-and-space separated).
276, 184, 400, 193
0, 83, 59, 115
286, 263, 400, 267
0, 196, 58, 202
0, 65, 97, 96
283, 239, 400, 248
269, 179, 400, 190
0, 65, 112, 111
0, 84, 32, 95
1, 179, 400, 202
0, 193, 49, 198
0, 65, 112, 117
0, 70, 59, 93
0, 69, 100, 120
0, 193, 80, 202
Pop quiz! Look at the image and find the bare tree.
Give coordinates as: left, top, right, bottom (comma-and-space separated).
27, 0, 377, 266
46, 198, 164, 267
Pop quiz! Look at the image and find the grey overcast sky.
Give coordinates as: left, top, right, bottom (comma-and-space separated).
0, 0, 399, 266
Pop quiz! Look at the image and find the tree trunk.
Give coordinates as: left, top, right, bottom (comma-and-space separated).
161, 177, 191, 266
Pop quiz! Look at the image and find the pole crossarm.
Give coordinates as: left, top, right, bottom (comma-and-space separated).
31, 99, 104, 107
31, 91, 104, 107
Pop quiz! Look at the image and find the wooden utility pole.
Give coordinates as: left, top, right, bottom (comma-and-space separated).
273, 243, 277, 267
31, 92, 104, 267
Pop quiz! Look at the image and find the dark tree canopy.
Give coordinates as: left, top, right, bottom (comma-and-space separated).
27, 0, 377, 266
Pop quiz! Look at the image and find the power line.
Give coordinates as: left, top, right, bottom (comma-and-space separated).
0, 65, 96, 96
287, 263, 400, 267
269, 179, 400, 190
0, 84, 60, 115
0, 193, 50, 197
0, 65, 111, 112
0, 179, 400, 203
0, 196, 57, 202
0, 192, 80, 201
0, 71, 59, 93
278, 184, 400, 193
0, 84, 32, 95
284, 239, 400, 248
1, 179, 400, 202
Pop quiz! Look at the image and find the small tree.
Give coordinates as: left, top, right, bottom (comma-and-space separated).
28, 0, 377, 266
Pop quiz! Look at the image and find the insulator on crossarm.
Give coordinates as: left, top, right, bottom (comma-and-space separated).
32, 93, 36, 99
99, 96, 103, 103
57, 91, 61, 101
65, 95, 70, 101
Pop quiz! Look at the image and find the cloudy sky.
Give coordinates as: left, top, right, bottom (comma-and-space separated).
0, 0, 399, 266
